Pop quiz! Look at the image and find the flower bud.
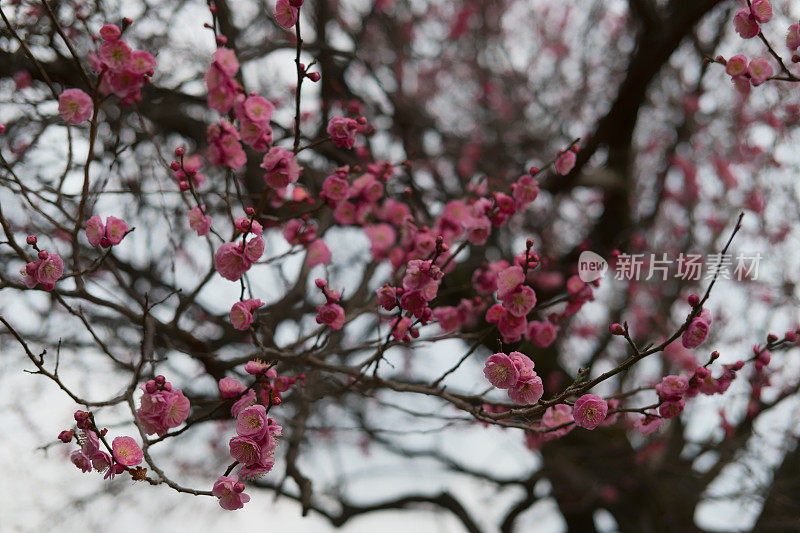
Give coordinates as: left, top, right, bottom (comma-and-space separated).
609, 323, 625, 336
26, 235, 37, 245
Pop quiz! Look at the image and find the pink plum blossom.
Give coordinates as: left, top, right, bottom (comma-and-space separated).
105, 216, 128, 245
483, 353, 519, 389
215, 243, 253, 281
236, 405, 269, 440
213, 475, 250, 510
58, 89, 93, 124
527, 320, 558, 348
635, 413, 664, 435
261, 147, 301, 189
219, 377, 247, 398
658, 400, 685, 419
188, 206, 212, 236
99, 24, 121, 41
748, 58, 773, 86
229, 436, 262, 465
734, 9, 760, 39
554, 150, 576, 175
232, 389, 258, 417
85, 215, 105, 247
230, 299, 264, 330
682, 317, 710, 348
327, 116, 359, 149
111, 436, 143, 466
322, 174, 349, 203
655, 375, 689, 401
787, 23, 800, 50
274, 0, 299, 29
507, 375, 544, 405
500, 285, 537, 317
573, 394, 608, 429
244, 235, 265, 262
99, 39, 132, 70
725, 55, 748, 77
305, 239, 332, 268
71, 450, 92, 473
316, 302, 345, 330
750, 0, 772, 24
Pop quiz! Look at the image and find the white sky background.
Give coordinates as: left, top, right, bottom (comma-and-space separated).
2, 0, 800, 532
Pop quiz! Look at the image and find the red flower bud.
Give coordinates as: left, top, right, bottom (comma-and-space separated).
609, 323, 625, 336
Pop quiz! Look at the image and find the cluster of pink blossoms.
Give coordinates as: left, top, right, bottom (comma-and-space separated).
525, 398, 620, 449
20, 240, 64, 291
484, 262, 538, 343
171, 148, 206, 190
207, 119, 246, 170
205, 47, 242, 114
483, 351, 545, 405
733, 0, 773, 39
214, 217, 265, 282
722, 54, 774, 90
92, 23, 156, 104
280, 216, 332, 268
220, 360, 301, 408
320, 164, 392, 231
237, 94, 275, 151
721, 0, 779, 92
135, 376, 191, 436
315, 279, 346, 331
85, 215, 129, 247
380, 257, 443, 318
57, 22, 155, 124
60, 411, 143, 479
376, 255, 447, 341
212, 360, 305, 510
229, 404, 281, 480
635, 354, 746, 434
476, 248, 594, 344
204, 46, 278, 170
